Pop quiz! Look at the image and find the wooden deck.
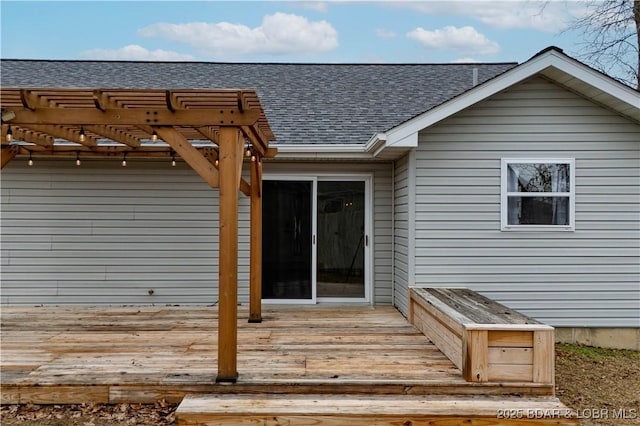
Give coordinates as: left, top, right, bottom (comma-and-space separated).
1, 305, 556, 405
176, 394, 576, 425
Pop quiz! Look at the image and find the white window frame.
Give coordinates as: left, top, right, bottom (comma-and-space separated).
500, 158, 575, 232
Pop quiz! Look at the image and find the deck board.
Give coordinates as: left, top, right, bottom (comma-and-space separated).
1, 305, 554, 404
176, 394, 577, 426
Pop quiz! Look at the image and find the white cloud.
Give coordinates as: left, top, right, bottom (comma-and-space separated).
79, 45, 195, 61
137, 13, 338, 58
388, 1, 583, 33
452, 57, 479, 63
407, 25, 500, 55
375, 28, 396, 38
297, 2, 328, 12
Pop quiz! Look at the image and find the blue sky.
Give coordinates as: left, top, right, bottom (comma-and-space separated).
1, 1, 588, 64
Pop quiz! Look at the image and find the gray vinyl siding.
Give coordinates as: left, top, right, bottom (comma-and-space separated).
372, 168, 394, 304
411, 76, 640, 327
393, 154, 411, 316
1, 159, 219, 305
1, 159, 393, 306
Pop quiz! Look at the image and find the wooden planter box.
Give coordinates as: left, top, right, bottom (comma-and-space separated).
409, 288, 554, 385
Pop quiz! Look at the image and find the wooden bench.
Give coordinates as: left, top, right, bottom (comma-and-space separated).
409, 288, 554, 385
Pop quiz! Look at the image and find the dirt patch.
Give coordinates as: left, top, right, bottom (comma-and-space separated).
555, 344, 640, 425
0, 400, 177, 426
2, 344, 639, 425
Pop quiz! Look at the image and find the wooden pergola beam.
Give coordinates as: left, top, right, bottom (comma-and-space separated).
20, 89, 38, 110
10, 107, 261, 127
92, 90, 108, 111
241, 125, 267, 157
2, 124, 53, 148
239, 177, 251, 197
235, 139, 246, 194
1, 145, 20, 169
84, 125, 141, 148
24, 124, 97, 147
237, 90, 250, 112
196, 126, 219, 144
201, 144, 251, 196
154, 127, 219, 189
201, 147, 219, 166
165, 90, 177, 112
12, 130, 54, 148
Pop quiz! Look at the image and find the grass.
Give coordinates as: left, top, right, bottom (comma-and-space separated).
557, 343, 640, 361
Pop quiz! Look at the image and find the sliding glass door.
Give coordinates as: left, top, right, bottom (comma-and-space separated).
262, 176, 369, 303
316, 181, 365, 299
262, 180, 313, 301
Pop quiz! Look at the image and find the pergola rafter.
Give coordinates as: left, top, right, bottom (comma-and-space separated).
85, 125, 142, 147
1, 123, 54, 147
24, 124, 99, 146
0, 87, 276, 382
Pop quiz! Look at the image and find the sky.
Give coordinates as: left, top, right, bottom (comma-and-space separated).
1, 1, 590, 65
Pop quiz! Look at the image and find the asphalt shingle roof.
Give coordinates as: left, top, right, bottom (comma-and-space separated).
1, 60, 516, 145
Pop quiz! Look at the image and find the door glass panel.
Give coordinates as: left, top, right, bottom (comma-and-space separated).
317, 181, 365, 298
262, 180, 313, 300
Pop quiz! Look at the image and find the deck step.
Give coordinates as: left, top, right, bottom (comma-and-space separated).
175, 393, 577, 425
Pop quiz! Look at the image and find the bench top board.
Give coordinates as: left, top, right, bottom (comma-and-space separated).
412, 288, 543, 326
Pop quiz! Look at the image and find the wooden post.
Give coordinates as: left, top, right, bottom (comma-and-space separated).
249, 157, 263, 323
533, 329, 555, 385
463, 329, 488, 382
216, 127, 241, 383
408, 290, 415, 325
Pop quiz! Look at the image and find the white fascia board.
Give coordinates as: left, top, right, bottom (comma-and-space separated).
384, 132, 418, 149
385, 49, 640, 146
365, 132, 414, 159
365, 132, 393, 158
273, 143, 373, 160
550, 53, 640, 108
272, 134, 410, 161
273, 133, 400, 160
365, 132, 386, 152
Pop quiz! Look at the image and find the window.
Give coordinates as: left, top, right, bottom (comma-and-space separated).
501, 159, 575, 231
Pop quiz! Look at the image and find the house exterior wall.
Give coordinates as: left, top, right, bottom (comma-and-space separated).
408, 76, 640, 327
393, 153, 412, 315
0, 159, 393, 306
1, 160, 220, 305
262, 162, 394, 305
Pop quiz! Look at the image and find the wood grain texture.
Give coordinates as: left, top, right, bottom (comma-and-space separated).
155, 126, 219, 188
248, 157, 262, 322
533, 330, 555, 385
216, 127, 241, 381
464, 329, 488, 382
176, 394, 577, 425
410, 288, 555, 386
0, 305, 555, 405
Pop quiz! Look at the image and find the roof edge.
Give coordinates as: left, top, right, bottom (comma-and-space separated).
0, 58, 519, 67
382, 46, 640, 149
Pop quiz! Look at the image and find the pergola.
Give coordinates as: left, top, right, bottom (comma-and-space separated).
0, 87, 277, 382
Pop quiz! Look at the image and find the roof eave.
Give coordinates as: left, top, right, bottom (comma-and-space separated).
379, 48, 640, 149
270, 137, 412, 161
